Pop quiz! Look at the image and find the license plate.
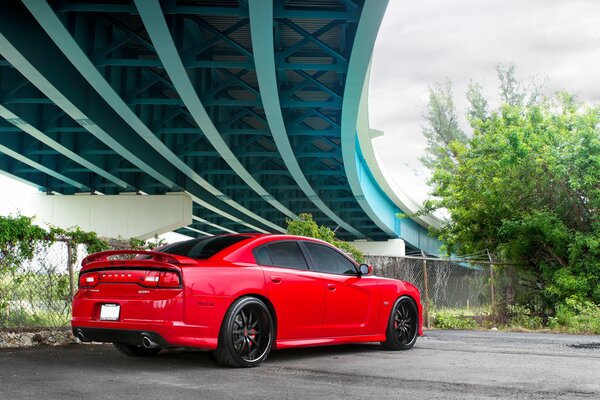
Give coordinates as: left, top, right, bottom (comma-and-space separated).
99, 304, 120, 321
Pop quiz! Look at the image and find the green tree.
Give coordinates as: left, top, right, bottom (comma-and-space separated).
286, 213, 365, 263
426, 94, 600, 313
420, 79, 469, 170
422, 64, 543, 174
466, 80, 488, 122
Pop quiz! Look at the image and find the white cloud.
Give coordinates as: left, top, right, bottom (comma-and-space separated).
369, 0, 600, 200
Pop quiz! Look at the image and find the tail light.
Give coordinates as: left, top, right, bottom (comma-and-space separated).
158, 271, 181, 288
78, 270, 181, 289
79, 272, 99, 288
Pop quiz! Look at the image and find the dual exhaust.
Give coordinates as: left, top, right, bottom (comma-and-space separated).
141, 335, 160, 349
75, 330, 88, 342
74, 329, 160, 349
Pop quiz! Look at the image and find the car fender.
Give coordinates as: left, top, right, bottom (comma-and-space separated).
375, 277, 423, 336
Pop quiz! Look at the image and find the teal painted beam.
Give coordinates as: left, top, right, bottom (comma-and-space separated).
0, 168, 43, 191
1, 3, 278, 234
340, 0, 396, 238
0, 142, 87, 191
54, 2, 358, 21
248, 0, 365, 238
187, 193, 268, 234
0, 5, 175, 190
192, 215, 237, 234
0, 105, 130, 189
182, 226, 213, 237
134, 0, 298, 222
23, 0, 285, 234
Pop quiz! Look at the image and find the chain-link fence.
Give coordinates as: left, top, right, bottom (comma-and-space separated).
367, 255, 501, 327
0, 240, 88, 331
2, 242, 503, 331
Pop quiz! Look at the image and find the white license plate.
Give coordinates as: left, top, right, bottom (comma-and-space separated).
99, 304, 120, 321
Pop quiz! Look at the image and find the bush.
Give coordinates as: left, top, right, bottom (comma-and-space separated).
503, 305, 545, 331
286, 213, 365, 263
432, 309, 479, 330
549, 299, 600, 334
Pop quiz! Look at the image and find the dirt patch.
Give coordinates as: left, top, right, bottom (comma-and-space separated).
0, 328, 77, 348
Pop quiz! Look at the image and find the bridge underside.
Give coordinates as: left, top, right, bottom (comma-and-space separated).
0, 0, 439, 253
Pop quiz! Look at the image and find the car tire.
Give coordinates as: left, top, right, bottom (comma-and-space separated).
381, 296, 419, 350
113, 342, 161, 357
213, 296, 274, 368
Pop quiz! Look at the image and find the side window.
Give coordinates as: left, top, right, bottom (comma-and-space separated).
304, 243, 357, 275
264, 242, 308, 270
253, 246, 272, 265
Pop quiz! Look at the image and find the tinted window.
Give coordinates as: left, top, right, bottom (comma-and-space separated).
253, 246, 272, 265
265, 242, 308, 270
159, 236, 251, 259
304, 243, 357, 275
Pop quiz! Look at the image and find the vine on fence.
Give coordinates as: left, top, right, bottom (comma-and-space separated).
0, 215, 108, 272
0, 215, 109, 319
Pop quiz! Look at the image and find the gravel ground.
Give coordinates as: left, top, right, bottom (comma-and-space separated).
0, 329, 598, 399
0, 328, 76, 348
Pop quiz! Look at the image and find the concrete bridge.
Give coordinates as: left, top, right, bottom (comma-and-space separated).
0, 0, 441, 255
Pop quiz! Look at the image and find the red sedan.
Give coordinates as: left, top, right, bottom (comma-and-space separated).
73, 234, 422, 367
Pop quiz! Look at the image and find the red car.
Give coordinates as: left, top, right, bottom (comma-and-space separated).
73, 234, 422, 367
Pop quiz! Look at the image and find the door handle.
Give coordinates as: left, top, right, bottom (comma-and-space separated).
270, 276, 282, 284
327, 283, 336, 291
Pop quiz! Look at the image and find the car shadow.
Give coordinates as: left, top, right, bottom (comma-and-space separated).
41, 341, 391, 371
267, 342, 386, 363
155, 342, 386, 367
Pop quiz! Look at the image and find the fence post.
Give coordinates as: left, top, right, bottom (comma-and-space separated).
67, 240, 75, 299
421, 250, 430, 328
487, 250, 495, 310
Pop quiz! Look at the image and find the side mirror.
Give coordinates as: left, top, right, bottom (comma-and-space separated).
358, 264, 372, 276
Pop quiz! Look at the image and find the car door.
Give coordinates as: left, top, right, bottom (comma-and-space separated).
255, 241, 326, 340
302, 242, 379, 337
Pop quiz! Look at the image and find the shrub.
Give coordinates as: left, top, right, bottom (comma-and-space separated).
549, 299, 600, 334
286, 213, 365, 263
432, 309, 478, 330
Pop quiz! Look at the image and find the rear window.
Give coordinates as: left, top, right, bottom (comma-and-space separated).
159, 236, 251, 259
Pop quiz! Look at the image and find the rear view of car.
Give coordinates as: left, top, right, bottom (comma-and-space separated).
73, 250, 187, 356
72, 235, 254, 357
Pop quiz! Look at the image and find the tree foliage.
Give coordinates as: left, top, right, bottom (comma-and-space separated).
0, 215, 48, 271
286, 213, 365, 263
0, 215, 109, 272
420, 79, 469, 169
426, 94, 600, 310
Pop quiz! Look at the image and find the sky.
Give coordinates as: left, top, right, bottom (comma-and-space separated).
369, 0, 600, 202
3, 0, 600, 238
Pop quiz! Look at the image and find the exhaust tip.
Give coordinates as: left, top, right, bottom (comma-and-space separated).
75, 330, 87, 342
142, 335, 160, 349
142, 336, 151, 348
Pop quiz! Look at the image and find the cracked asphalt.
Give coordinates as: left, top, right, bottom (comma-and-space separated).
0, 330, 599, 399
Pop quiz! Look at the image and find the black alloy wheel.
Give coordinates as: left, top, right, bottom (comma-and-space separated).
214, 296, 274, 367
381, 296, 419, 350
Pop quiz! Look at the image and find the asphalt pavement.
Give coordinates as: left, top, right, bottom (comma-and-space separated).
0, 330, 599, 399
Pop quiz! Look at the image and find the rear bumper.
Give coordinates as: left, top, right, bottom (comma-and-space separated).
71, 320, 219, 349
73, 327, 168, 347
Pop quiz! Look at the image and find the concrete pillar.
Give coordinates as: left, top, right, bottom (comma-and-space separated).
351, 238, 406, 257
14, 192, 193, 240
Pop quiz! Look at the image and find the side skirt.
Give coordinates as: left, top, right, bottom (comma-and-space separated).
275, 334, 387, 350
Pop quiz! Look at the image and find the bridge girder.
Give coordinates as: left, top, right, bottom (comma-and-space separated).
0, 0, 441, 251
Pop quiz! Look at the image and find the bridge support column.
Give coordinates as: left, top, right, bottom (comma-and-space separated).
351, 238, 406, 257
15, 192, 192, 240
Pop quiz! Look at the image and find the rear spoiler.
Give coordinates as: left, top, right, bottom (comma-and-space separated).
82, 250, 195, 267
